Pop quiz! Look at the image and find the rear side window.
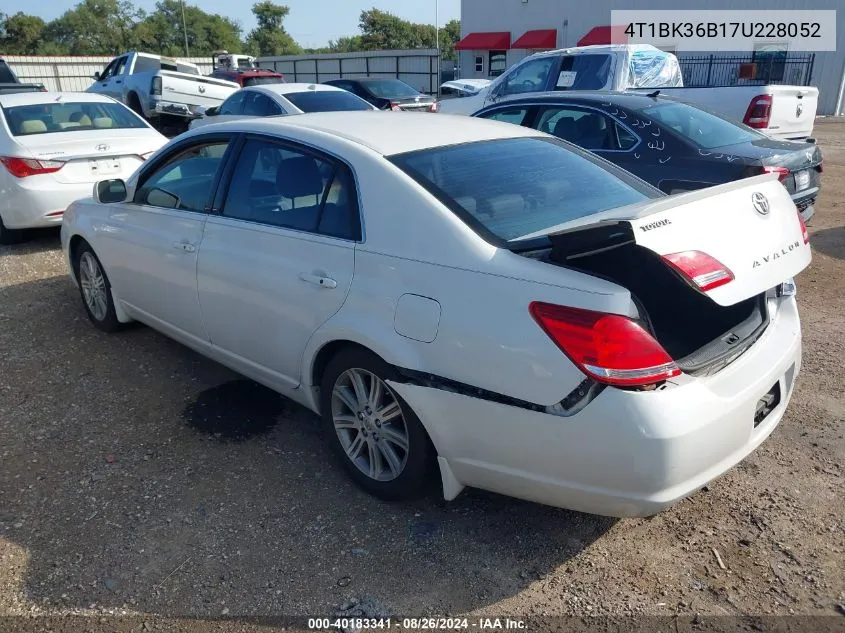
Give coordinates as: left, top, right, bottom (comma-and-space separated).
535, 106, 638, 151
222, 138, 360, 240
391, 137, 653, 243
283, 91, 373, 112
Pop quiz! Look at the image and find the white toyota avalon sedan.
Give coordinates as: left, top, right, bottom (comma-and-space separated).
61, 113, 810, 517
0, 92, 167, 244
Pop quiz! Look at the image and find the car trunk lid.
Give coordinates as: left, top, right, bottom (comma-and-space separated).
766, 86, 818, 140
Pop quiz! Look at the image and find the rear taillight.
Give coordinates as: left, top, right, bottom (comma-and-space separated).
529, 302, 680, 387
151, 76, 162, 96
390, 102, 401, 112
429, 101, 439, 113
0, 156, 65, 178
661, 251, 735, 292
743, 95, 772, 129
762, 165, 790, 182
797, 212, 809, 245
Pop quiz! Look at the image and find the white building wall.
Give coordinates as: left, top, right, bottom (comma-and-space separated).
459, 0, 845, 115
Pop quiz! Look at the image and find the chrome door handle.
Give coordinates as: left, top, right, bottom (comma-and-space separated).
173, 241, 196, 253
299, 273, 337, 289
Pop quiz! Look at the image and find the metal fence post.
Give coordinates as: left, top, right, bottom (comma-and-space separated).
807, 53, 815, 86
705, 54, 713, 86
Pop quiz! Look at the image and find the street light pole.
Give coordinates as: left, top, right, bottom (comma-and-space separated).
181, 0, 190, 57
435, 0, 440, 97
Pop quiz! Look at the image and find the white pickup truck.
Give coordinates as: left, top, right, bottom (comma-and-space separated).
440, 45, 818, 141
87, 51, 238, 133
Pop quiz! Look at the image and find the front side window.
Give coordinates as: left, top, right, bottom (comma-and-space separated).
283, 90, 373, 113
639, 101, 761, 149
242, 92, 283, 116
222, 138, 359, 240
3, 101, 149, 136
135, 141, 230, 212
536, 106, 637, 151
218, 92, 246, 116
500, 57, 554, 96
391, 137, 654, 243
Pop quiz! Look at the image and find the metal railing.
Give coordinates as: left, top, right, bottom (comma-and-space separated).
678, 53, 815, 87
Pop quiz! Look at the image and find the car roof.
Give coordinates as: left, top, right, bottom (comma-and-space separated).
0, 91, 119, 107
479, 91, 682, 110
249, 83, 345, 96
198, 111, 543, 156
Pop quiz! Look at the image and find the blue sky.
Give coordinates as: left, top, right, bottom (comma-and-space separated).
1, 0, 462, 49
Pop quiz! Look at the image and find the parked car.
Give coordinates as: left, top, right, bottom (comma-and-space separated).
61, 113, 810, 517
189, 84, 375, 130
323, 78, 438, 112
86, 51, 238, 132
473, 92, 822, 223
209, 67, 286, 88
440, 44, 818, 141
0, 92, 166, 244
0, 59, 46, 95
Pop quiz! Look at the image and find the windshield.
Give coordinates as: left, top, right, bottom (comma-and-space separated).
554, 54, 613, 91
391, 137, 654, 243
243, 76, 285, 87
284, 91, 373, 112
361, 79, 420, 98
638, 101, 762, 149
2, 101, 148, 136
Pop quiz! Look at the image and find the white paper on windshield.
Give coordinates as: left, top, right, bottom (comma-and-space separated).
556, 71, 577, 88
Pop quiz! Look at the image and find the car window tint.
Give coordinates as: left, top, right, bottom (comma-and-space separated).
481, 108, 529, 126
136, 142, 229, 212
218, 92, 245, 116
132, 56, 161, 74
222, 138, 359, 239
615, 122, 638, 150
243, 93, 283, 116
537, 107, 618, 151
500, 57, 555, 97
283, 90, 373, 112
391, 137, 652, 243
640, 101, 761, 149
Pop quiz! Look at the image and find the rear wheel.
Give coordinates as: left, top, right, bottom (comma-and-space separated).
74, 244, 122, 333
320, 348, 434, 500
0, 214, 23, 245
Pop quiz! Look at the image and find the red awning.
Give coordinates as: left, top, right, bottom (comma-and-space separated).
577, 25, 628, 47
454, 32, 511, 51
512, 29, 557, 50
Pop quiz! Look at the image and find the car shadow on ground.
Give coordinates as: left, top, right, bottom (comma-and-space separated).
0, 228, 62, 256
0, 276, 616, 623
810, 226, 845, 261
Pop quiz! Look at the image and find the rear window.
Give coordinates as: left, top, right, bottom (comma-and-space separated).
243, 76, 285, 87
391, 137, 654, 243
360, 79, 419, 98
133, 56, 197, 75
2, 101, 148, 136
283, 91, 372, 113
639, 101, 761, 149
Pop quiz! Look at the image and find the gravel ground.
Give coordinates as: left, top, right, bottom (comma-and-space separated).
0, 120, 843, 632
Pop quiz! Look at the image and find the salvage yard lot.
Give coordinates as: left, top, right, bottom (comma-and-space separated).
0, 121, 843, 626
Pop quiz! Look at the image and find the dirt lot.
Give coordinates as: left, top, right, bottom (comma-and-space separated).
0, 121, 843, 632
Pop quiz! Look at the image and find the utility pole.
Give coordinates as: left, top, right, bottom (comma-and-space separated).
435, 0, 440, 97
181, 0, 190, 57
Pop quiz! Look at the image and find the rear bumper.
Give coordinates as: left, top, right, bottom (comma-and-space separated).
390, 296, 802, 517
0, 179, 94, 229
150, 98, 203, 119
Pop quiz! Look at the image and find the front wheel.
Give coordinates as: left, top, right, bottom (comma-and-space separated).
320, 348, 434, 501
74, 244, 123, 333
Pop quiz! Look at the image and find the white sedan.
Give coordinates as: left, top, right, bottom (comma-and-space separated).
0, 92, 167, 244
189, 83, 375, 130
61, 113, 810, 517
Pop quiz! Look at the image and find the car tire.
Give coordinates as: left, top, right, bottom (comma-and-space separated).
0, 214, 23, 245
73, 243, 123, 333
320, 348, 434, 501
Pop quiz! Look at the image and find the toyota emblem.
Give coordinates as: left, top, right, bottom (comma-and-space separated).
751, 192, 770, 216
96, 144, 109, 152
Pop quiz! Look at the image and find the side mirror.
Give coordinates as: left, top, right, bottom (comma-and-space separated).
205, 106, 219, 116
94, 179, 127, 204
92, 71, 101, 81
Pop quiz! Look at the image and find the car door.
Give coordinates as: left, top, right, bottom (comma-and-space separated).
93, 56, 128, 100
88, 58, 118, 95
96, 135, 234, 347
197, 134, 358, 390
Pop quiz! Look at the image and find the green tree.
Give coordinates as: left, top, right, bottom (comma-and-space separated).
0, 12, 46, 54
45, 0, 142, 55
134, 0, 243, 57
245, 1, 301, 56
439, 19, 461, 61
